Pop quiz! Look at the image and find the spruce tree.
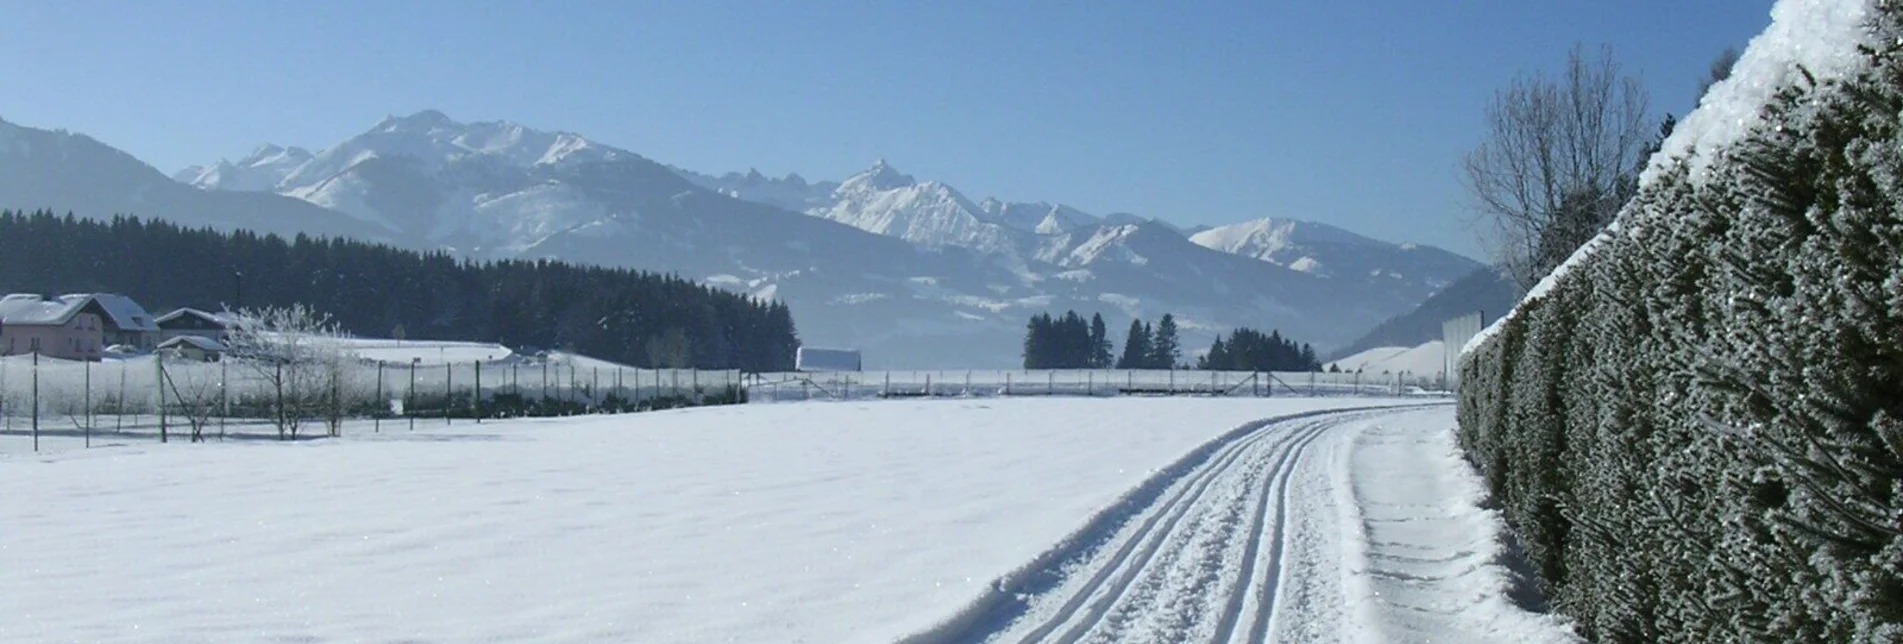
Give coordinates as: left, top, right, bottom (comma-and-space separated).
1089, 313, 1112, 368
1116, 319, 1151, 369
1149, 314, 1181, 369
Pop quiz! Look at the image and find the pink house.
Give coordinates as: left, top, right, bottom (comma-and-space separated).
0, 294, 108, 361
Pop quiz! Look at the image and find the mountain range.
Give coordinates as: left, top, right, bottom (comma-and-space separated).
1, 111, 1482, 367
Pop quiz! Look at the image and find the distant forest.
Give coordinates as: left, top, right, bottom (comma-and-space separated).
0, 210, 799, 371
1023, 309, 1319, 372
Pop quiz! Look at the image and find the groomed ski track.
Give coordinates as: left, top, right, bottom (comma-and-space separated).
900, 404, 1577, 644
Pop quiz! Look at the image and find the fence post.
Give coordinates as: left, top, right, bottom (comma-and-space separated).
409, 359, 417, 432
883, 372, 890, 398
31, 350, 40, 452
445, 363, 453, 426
1087, 370, 1093, 396
83, 358, 92, 448
1005, 372, 1011, 396
1169, 369, 1175, 395
475, 361, 483, 423
925, 373, 933, 397
1048, 371, 1054, 396
375, 361, 384, 433
156, 351, 167, 444
118, 364, 127, 432
965, 370, 972, 396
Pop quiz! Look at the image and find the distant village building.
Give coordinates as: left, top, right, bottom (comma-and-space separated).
158, 335, 225, 362
0, 294, 108, 361
64, 294, 160, 350
795, 346, 862, 372
157, 308, 236, 344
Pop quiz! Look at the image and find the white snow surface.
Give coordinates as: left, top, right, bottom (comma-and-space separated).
1465, 0, 1875, 357
315, 336, 513, 364
0, 399, 1569, 643
1330, 340, 1448, 377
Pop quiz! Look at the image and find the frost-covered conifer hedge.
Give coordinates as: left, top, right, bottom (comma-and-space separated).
1458, 3, 1903, 641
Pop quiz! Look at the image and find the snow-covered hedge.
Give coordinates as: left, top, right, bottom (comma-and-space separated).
1458, 2, 1903, 640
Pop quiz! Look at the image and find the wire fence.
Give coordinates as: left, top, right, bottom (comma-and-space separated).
0, 352, 742, 453
1, 352, 1445, 455
743, 369, 1447, 402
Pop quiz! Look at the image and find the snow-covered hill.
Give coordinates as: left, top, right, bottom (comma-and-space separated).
0, 117, 385, 241
1191, 217, 1479, 295
6, 109, 1473, 366
175, 144, 314, 192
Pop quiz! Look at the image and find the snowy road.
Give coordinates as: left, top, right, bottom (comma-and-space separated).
906, 406, 1576, 644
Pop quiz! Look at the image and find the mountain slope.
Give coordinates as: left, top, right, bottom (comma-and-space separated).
139, 110, 1457, 366
1191, 217, 1481, 293
1325, 266, 1520, 361
0, 117, 385, 241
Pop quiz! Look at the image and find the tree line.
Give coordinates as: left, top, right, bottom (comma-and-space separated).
1023, 310, 1318, 371
0, 210, 799, 371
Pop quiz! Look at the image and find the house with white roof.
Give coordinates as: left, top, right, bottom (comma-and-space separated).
156, 307, 237, 344
64, 293, 160, 349
158, 335, 225, 362
0, 294, 107, 361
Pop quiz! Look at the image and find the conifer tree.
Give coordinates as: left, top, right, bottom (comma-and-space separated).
1116, 319, 1151, 369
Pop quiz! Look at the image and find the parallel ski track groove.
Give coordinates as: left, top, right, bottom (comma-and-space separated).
1026, 408, 1390, 644
1012, 417, 1311, 644
1213, 414, 1344, 643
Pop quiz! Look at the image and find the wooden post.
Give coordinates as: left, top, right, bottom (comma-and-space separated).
375, 361, 384, 433
445, 363, 452, 425
475, 361, 483, 422
409, 359, 417, 431
156, 350, 167, 444
83, 358, 92, 448
31, 350, 40, 452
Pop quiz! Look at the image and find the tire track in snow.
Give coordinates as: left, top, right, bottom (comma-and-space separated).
897, 405, 1427, 644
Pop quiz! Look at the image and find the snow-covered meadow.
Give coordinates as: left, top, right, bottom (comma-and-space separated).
0, 398, 1372, 642
2, 397, 1570, 643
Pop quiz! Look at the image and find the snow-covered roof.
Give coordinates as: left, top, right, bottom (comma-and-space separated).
159, 335, 226, 352
1463, 0, 1876, 358
155, 307, 237, 327
0, 294, 84, 326
58, 293, 159, 332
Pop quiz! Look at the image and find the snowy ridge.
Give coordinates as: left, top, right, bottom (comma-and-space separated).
1464, 0, 1875, 357
132, 110, 1474, 366
809, 160, 1022, 253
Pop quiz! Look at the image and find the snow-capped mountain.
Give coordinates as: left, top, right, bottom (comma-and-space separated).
131, 110, 1474, 366
176, 144, 314, 192
979, 199, 1101, 234
0, 117, 384, 241
675, 167, 838, 213
1190, 217, 1478, 294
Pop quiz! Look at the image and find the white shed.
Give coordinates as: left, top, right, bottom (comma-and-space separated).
796, 347, 862, 372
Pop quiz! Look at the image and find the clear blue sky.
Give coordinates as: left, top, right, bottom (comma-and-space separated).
1, 1, 1773, 259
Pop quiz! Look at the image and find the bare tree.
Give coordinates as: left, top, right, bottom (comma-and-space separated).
223, 305, 352, 440
1463, 44, 1653, 289
160, 361, 223, 442
1700, 47, 1742, 97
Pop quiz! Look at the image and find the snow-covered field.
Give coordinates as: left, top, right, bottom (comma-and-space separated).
1328, 341, 1447, 377
1, 398, 1570, 643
